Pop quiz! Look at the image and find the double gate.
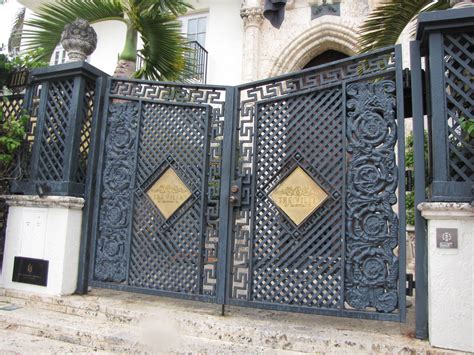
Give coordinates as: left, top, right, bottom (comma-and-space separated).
89, 46, 406, 322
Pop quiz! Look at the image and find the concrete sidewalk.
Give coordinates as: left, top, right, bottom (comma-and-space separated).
0, 288, 461, 354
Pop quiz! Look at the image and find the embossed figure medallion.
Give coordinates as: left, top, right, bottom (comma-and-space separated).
269, 167, 328, 226
147, 168, 192, 219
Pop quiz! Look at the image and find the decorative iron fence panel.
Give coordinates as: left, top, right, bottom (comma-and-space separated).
0, 95, 26, 270
443, 32, 473, 183
89, 78, 229, 300
88, 47, 406, 321
226, 46, 406, 321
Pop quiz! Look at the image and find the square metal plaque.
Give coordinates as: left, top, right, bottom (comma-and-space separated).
436, 228, 458, 249
146, 167, 192, 220
12, 256, 49, 286
269, 166, 328, 226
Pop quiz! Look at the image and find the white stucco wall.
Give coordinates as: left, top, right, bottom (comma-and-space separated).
88, 21, 127, 75
1, 197, 84, 296
204, 1, 243, 85
420, 203, 474, 353
0, 0, 23, 52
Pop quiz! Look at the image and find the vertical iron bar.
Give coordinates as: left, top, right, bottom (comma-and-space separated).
395, 44, 407, 323
340, 81, 347, 314
410, 40, 429, 340
63, 76, 86, 185
29, 80, 50, 181
216, 86, 238, 305
87, 78, 112, 284
76, 76, 108, 294
428, 32, 449, 189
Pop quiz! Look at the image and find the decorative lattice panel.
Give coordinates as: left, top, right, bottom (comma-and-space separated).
36, 79, 74, 181
249, 88, 344, 308
444, 33, 474, 182
92, 80, 228, 298
0, 94, 26, 269
77, 79, 96, 183
230, 47, 403, 318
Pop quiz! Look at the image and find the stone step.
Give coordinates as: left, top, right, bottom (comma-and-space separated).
0, 298, 297, 353
0, 328, 92, 353
0, 288, 457, 354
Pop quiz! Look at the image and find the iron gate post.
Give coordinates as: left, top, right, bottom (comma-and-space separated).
11, 61, 108, 197
76, 76, 108, 294
216, 86, 238, 306
410, 40, 429, 340
416, 8, 474, 201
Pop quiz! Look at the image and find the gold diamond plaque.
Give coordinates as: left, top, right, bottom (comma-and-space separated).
147, 168, 192, 220
269, 167, 328, 226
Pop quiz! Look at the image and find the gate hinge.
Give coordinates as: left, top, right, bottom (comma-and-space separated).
406, 273, 415, 296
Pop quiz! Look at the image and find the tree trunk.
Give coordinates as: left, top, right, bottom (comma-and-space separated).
113, 59, 136, 78
113, 22, 138, 78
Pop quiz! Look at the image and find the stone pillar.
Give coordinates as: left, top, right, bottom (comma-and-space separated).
241, 7, 264, 82
418, 202, 474, 352
1, 196, 84, 296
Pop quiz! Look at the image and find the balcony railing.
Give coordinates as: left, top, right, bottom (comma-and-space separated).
136, 41, 208, 84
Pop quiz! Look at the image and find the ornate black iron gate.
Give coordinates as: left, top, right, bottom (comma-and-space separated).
89, 46, 406, 321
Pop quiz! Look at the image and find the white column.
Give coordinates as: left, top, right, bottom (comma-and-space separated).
240, 7, 264, 82
1, 195, 85, 296
418, 202, 474, 353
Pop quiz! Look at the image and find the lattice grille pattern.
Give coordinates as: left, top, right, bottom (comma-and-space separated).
129, 102, 209, 294
77, 80, 96, 183
249, 88, 344, 307
37, 79, 74, 181
0, 94, 26, 269
231, 48, 401, 315
444, 33, 474, 182
93, 80, 227, 296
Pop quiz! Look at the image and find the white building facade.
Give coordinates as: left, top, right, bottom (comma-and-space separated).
16, 0, 390, 85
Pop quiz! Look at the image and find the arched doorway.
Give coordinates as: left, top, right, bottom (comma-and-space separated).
268, 20, 359, 77
302, 50, 349, 69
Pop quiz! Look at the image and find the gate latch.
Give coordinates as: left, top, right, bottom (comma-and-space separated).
406, 273, 416, 296
229, 178, 242, 207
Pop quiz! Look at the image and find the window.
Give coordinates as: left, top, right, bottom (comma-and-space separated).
186, 16, 207, 47
51, 45, 67, 65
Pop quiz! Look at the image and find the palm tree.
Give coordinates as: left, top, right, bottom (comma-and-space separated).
22, 0, 192, 80
358, 0, 452, 53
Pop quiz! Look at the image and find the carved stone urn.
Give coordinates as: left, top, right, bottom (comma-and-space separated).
60, 18, 98, 62
450, 0, 474, 8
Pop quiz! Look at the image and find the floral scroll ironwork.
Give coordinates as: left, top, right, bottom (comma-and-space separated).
345, 80, 399, 313
94, 102, 139, 282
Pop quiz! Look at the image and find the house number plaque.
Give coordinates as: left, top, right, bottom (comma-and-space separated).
436, 228, 458, 249
12, 256, 49, 286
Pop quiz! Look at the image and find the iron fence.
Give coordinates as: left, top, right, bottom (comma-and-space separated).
417, 10, 474, 202
0, 94, 26, 269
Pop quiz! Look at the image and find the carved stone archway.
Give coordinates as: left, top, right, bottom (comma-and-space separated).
268, 20, 359, 77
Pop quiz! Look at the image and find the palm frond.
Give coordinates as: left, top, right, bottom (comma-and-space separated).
358, 0, 451, 53
22, 0, 125, 62
136, 0, 193, 16
134, 14, 188, 80
8, 7, 26, 54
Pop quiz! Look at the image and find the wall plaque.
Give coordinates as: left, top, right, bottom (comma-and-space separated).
436, 228, 458, 249
12, 256, 49, 286
269, 166, 328, 226
146, 168, 192, 220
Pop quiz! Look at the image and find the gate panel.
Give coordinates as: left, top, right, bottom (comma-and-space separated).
90, 79, 229, 300
228, 46, 406, 321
